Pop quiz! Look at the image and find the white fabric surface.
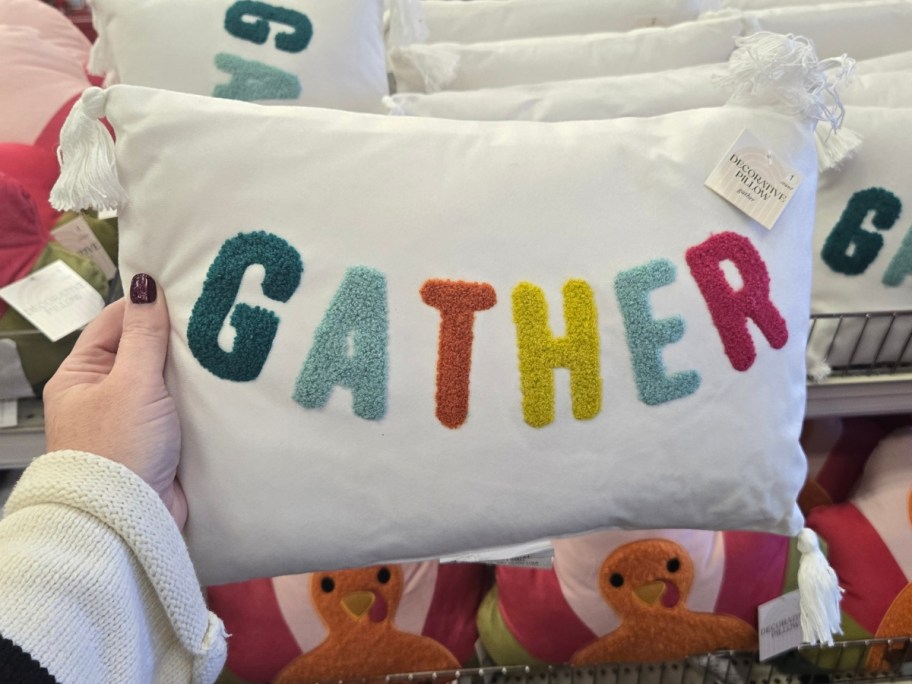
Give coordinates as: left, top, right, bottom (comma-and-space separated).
389, 15, 748, 93
0, 451, 227, 683
88, 0, 389, 112
413, 0, 717, 44
85, 84, 817, 584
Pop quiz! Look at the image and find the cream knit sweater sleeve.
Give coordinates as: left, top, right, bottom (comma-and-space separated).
0, 450, 227, 684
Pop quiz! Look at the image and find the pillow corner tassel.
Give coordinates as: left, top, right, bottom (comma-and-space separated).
49, 86, 126, 214
796, 527, 844, 647
719, 31, 860, 171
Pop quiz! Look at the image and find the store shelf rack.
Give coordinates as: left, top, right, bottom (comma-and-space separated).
377, 639, 912, 684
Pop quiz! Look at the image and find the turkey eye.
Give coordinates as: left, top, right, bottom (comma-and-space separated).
609, 573, 624, 588
377, 567, 391, 584
667, 558, 681, 573
320, 577, 335, 593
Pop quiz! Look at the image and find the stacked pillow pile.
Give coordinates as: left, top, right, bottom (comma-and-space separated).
35, 0, 912, 680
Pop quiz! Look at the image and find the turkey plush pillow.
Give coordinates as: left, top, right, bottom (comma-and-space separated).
398, 0, 715, 45
807, 427, 912, 671
479, 529, 800, 665
87, 0, 388, 112
0, 25, 92, 146
207, 561, 487, 682
807, 108, 912, 375
388, 15, 747, 93
55, 83, 817, 585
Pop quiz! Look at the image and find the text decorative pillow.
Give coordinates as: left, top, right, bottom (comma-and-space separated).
807, 107, 912, 376
807, 427, 912, 670
207, 561, 487, 682
0, 25, 92, 146
88, 0, 389, 112
479, 529, 799, 665
388, 15, 748, 93
399, 0, 716, 45
54, 80, 819, 585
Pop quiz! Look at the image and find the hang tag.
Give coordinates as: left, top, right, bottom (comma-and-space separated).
0, 261, 105, 342
758, 590, 804, 661
0, 339, 34, 400
51, 216, 118, 280
705, 129, 803, 231
0, 399, 16, 428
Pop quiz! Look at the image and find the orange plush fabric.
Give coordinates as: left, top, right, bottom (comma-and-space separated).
570, 539, 757, 664
274, 565, 459, 683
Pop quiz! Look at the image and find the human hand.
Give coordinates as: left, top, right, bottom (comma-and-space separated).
44, 274, 186, 528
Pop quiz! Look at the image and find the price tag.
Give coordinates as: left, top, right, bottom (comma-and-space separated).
0, 261, 105, 342
705, 129, 803, 230
758, 590, 804, 661
51, 216, 118, 280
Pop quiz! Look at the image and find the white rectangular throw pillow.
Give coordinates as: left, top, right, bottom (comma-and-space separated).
389, 15, 748, 93
88, 0, 389, 112
808, 107, 912, 376
715, 0, 912, 62
53, 79, 820, 586
401, 0, 718, 44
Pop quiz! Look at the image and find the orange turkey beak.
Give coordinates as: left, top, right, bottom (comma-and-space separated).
341, 591, 375, 619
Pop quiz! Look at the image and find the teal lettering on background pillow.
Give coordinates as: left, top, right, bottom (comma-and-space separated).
821, 188, 902, 276
213, 53, 301, 101
883, 226, 912, 287
224, 0, 313, 53
293, 267, 389, 421
188, 231, 303, 382
615, 259, 700, 406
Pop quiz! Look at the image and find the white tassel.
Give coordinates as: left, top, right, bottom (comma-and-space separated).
50, 87, 126, 213
382, 96, 407, 116
796, 528, 844, 645
386, 0, 428, 49
719, 32, 856, 134
389, 45, 460, 93
807, 357, 833, 383
815, 125, 862, 173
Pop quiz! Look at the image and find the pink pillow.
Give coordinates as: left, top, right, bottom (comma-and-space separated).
482, 529, 798, 664
207, 561, 487, 682
0, 25, 91, 146
807, 427, 912, 670
0, 0, 91, 64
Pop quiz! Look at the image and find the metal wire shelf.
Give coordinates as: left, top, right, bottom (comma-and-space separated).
807, 310, 912, 379
363, 639, 912, 684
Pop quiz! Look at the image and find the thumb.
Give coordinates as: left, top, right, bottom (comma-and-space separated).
112, 273, 171, 380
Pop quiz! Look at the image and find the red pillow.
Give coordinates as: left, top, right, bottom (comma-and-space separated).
207, 561, 488, 683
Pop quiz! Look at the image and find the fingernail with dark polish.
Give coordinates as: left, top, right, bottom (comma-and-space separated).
130, 273, 157, 304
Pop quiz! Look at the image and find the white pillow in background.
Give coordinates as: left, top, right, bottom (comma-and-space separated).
709, 0, 912, 62
855, 50, 912, 75
88, 0, 389, 112
405, 0, 718, 44
389, 15, 748, 93
53, 78, 818, 585
808, 107, 912, 376
716, 0, 888, 9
